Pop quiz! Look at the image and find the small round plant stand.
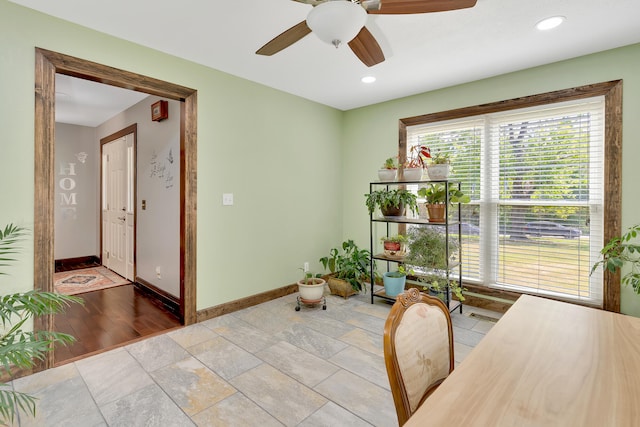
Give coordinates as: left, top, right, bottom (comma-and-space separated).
295, 295, 327, 311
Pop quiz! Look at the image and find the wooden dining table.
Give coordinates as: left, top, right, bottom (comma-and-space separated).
404, 294, 640, 426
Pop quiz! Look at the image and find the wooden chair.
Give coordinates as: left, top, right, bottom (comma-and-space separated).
383, 288, 455, 426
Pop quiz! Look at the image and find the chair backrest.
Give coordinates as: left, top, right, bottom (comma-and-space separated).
383, 288, 455, 426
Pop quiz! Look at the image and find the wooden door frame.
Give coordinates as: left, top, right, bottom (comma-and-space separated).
34, 48, 197, 369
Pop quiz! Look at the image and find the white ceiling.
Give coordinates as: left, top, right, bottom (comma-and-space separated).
55, 75, 149, 127
12, 0, 640, 117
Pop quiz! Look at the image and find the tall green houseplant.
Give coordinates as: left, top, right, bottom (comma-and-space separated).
0, 224, 81, 423
592, 224, 640, 294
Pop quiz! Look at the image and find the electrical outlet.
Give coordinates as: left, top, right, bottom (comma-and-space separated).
303, 262, 309, 272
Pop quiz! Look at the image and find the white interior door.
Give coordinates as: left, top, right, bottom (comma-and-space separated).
102, 133, 135, 280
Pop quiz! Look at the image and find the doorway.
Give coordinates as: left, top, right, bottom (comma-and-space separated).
101, 127, 136, 281
34, 48, 198, 370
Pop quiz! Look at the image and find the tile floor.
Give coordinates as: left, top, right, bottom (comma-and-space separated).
9, 289, 502, 426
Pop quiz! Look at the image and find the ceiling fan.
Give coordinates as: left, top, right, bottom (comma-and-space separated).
256, 0, 477, 67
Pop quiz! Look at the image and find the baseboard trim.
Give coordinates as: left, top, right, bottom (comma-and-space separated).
54, 255, 100, 272
196, 284, 299, 322
134, 277, 181, 319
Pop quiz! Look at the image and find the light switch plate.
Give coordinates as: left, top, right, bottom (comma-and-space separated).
222, 193, 234, 206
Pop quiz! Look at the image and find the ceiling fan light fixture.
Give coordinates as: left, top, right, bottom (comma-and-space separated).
306, 1, 367, 48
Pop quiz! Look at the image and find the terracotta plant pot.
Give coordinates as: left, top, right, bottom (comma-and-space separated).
426, 204, 446, 223
382, 240, 405, 258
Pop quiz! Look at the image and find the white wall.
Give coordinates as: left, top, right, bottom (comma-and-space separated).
97, 96, 180, 297
54, 123, 99, 259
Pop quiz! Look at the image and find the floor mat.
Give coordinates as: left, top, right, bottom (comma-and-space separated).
54, 266, 130, 295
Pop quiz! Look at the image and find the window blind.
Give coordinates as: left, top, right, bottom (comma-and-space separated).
407, 97, 605, 305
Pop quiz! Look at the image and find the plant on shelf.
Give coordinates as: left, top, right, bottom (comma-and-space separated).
383, 265, 414, 297
402, 145, 431, 181
0, 224, 82, 424
417, 183, 470, 223
320, 240, 378, 297
426, 149, 451, 180
378, 157, 398, 181
404, 145, 431, 169
403, 227, 464, 301
380, 234, 408, 257
420, 274, 465, 302
430, 150, 451, 165
591, 224, 640, 294
365, 189, 418, 217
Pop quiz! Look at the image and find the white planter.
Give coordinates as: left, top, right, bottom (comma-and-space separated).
378, 169, 397, 181
427, 164, 451, 180
297, 278, 326, 301
402, 167, 423, 181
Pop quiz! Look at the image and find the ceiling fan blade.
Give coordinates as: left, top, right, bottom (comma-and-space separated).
256, 21, 312, 56
370, 0, 477, 15
290, 0, 323, 5
348, 27, 385, 67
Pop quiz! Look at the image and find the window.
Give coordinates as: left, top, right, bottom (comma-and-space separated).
400, 82, 622, 310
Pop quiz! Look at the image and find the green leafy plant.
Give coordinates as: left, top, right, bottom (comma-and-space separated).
386, 265, 413, 278
319, 240, 378, 292
430, 150, 451, 165
404, 227, 465, 301
418, 184, 470, 205
591, 224, 640, 294
0, 224, 81, 424
420, 274, 465, 301
381, 157, 398, 170
380, 234, 408, 244
365, 189, 418, 216
298, 268, 323, 286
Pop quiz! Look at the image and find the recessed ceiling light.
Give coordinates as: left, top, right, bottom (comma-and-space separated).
361, 76, 376, 84
536, 16, 565, 31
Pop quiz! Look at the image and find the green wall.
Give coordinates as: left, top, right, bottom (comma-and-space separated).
342, 43, 640, 316
2, 0, 639, 317
0, 1, 344, 310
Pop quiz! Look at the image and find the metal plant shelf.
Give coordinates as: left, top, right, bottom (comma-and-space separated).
369, 179, 464, 314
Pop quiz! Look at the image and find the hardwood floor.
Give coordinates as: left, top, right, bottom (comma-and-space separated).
53, 284, 182, 365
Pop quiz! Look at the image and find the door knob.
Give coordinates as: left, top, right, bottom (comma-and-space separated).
118, 216, 126, 221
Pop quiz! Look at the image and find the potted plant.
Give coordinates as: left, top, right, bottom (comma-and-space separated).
365, 189, 418, 217
378, 157, 398, 181
426, 150, 451, 180
0, 224, 81, 424
296, 269, 327, 302
320, 240, 378, 298
591, 224, 640, 294
383, 265, 412, 297
380, 234, 408, 258
419, 274, 465, 302
402, 145, 430, 181
417, 183, 470, 223
404, 227, 465, 302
